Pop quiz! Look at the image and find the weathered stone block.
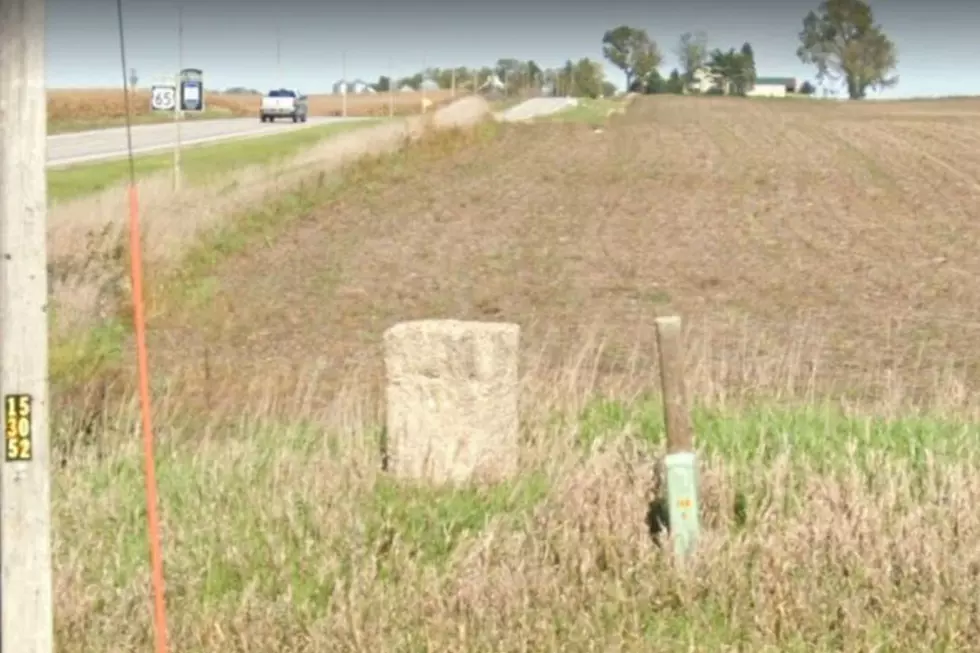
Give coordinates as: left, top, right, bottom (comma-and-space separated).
382, 319, 520, 485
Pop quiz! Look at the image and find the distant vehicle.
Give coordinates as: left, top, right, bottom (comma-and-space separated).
260, 89, 309, 123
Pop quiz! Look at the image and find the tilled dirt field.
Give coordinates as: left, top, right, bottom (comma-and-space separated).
147, 96, 980, 412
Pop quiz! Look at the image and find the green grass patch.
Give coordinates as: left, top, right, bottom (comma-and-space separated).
53, 397, 980, 651
574, 395, 979, 466
49, 317, 128, 390
59, 416, 550, 612
577, 395, 980, 542
48, 120, 379, 203
545, 97, 627, 126
368, 471, 550, 568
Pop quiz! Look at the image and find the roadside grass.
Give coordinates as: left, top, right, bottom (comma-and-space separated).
52, 370, 980, 652
49, 120, 380, 203
574, 395, 978, 469
546, 97, 628, 126
47, 107, 238, 135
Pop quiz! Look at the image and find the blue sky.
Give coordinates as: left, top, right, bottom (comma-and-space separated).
46, 0, 978, 99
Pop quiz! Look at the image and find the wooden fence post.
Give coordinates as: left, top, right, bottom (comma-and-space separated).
654, 316, 700, 561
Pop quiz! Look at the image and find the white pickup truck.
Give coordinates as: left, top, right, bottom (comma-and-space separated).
259, 89, 309, 123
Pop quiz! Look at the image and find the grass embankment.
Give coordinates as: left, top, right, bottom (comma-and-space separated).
49, 120, 379, 202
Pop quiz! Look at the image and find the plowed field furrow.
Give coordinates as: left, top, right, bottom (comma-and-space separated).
147, 97, 980, 410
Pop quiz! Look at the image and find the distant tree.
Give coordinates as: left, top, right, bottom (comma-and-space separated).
798, 80, 817, 95
707, 49, 738, 94
548, 63, 576, 96
373, 76, 391, 92
557, 59, 576, 96
665, 68, 685, 94
428, 67, 475, 90
495, 58, 522, 78
601, 25, 662, 91
494, 58, 525, 92
739, 42, 757, 90
571, 58, 605, 98
396, 74, 422, 91
708, 46, 756, 95
640, 68, 665, 94
676, 32, 709, 83
601, 81, 618, 97
527, 60, 543, 90
454, 67, 476, 91
797, 0, 898, 99
476, 66, 495, 90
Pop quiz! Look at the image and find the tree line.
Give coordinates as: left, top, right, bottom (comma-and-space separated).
372, 57, 613, 99
601, 0, 897, 100
602, 27, 764, 96
226, 0, 896, 101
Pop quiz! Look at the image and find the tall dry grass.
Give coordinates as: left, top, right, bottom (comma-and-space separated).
52, 332, 980, 652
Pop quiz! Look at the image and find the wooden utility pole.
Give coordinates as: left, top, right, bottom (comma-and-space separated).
275, 24, 282, 84
421, 52, 427, 113
172, 3, 184, 191
654, 316, 700, 561
0, 0, 55, 649
341, 51, 347, 118
387, 56, 394, 118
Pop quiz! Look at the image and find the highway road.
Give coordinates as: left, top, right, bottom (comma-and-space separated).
47, 99, 576, 169
46, 116, 371, 168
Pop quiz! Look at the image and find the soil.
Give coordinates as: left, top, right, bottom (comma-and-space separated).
145, 96, 980, 413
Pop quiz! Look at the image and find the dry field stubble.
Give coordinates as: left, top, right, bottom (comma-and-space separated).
47, 88, 459, 127
54, 96, 980, 651
151, 95, 980, 409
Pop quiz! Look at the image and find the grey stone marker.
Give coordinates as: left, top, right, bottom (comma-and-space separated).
382, 319, 520, 485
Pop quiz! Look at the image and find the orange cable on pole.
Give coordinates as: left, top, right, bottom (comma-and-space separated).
116, 1, 170, 652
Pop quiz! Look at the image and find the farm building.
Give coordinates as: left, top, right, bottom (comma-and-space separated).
479, 73, 506, 92
331, 79, 375, 95
748, 77, 797, 98
687, 68, 719, 94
